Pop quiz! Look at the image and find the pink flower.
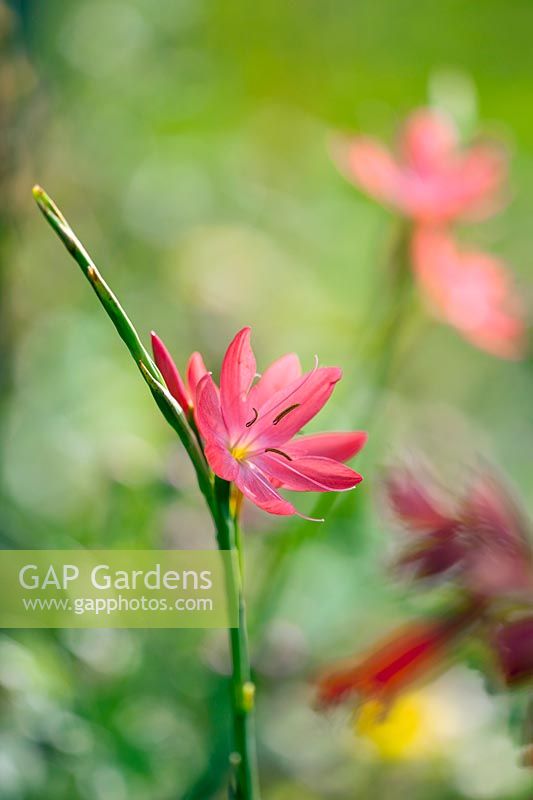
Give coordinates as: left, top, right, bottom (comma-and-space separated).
151, 332, 207, 415
386, 463, 533, 599
335, 108, 506, 223
385, 462, 457, 534
195, 327, 366, 517
460, 472, 533, 598
412, 227, 526, 359
384, 463, 465, 580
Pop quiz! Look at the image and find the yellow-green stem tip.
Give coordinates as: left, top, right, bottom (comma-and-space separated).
32, 184, 45, 202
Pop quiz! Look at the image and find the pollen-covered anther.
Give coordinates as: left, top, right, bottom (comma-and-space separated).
245, 407, 259, 428
272, 403, 301, 425
265, 447, 292, 461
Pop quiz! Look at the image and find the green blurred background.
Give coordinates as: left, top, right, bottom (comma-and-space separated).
1, 1, 532, 797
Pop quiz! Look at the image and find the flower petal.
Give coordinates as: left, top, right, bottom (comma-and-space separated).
396, 530, 465, 581
255, 454, 362, 492
196, 374, 238, 480
249, 353, 302, 409
235, 463, 297, 516
412, 227, 526, 359
204, 441, 239, 482
284, 431, 368, 461
336, 136, 401, 208
151, 332, 191, 411
245, 367, 342, 448
316, 607, 481, 707
452, 143, 507, 220
195, 373, 227, 446
220, 327, 257, 439
494, 617, 533, 687
187, 351, 208, 399
461, 472, 533, 596
385, 463, 456, 533
400, 109, 458, 172
398, 143, 506, 222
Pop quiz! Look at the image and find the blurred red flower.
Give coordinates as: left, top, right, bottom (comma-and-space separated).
317, 463, 532, 724
317, 605, 481, 707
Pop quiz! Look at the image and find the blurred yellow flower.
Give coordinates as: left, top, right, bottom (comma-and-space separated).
355, 693, 436, 761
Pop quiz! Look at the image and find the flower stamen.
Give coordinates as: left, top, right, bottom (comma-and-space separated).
265, 447, 293, 461
245, 407, 259, 428
272, 404, 300, 425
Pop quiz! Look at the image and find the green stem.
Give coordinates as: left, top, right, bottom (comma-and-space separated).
139, 365, 215, 515
33, 186, 261, 798
214, 478, 260, 800
250, 221, 415, 638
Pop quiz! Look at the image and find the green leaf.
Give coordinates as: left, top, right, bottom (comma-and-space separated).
33, 184, 214, 514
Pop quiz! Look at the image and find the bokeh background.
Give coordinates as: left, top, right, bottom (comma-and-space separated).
1, 1, 532, 798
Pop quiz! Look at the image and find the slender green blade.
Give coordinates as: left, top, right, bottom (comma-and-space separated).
32, 184, 214, 512
33, 185, 159, 381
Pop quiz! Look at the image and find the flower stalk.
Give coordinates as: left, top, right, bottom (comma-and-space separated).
250, 223, 413, 637
215, 477, 260, 799
32, 186, 260, 799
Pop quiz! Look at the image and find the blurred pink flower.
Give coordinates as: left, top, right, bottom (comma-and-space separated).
385, 462, 457, 534
461, 473, 533, 597
385, 463, 464, 580
412, 227, 526, 359
151, 331, 207, 414
335, 108, 506, 223
386, 464, 533, 599
195, 327, 365, 517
